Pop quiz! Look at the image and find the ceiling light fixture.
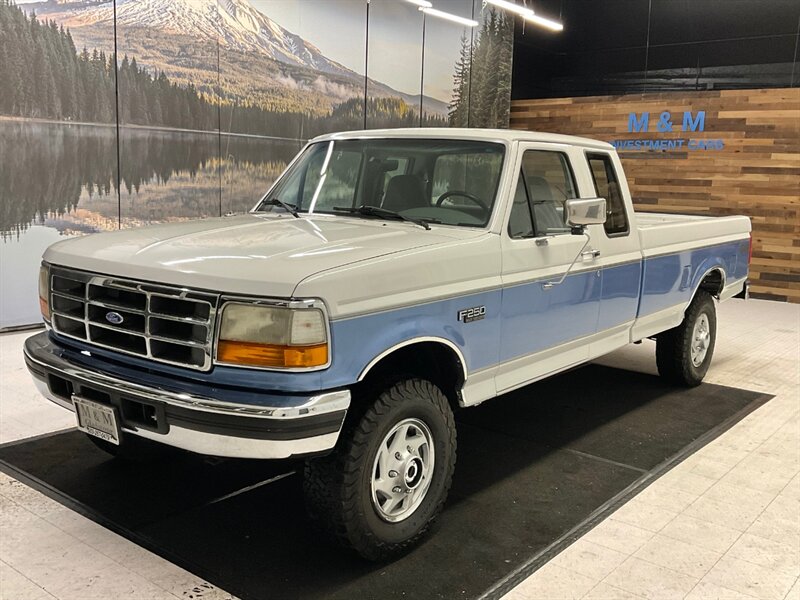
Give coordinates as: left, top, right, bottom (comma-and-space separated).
482, 0, 564, 32
420, 7, 479, 27
405, 0, 433, 8
484, 0, 533, 17
523, 12, 564, 31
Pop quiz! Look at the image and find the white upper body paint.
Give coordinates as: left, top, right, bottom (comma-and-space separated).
43, 128, 751, 321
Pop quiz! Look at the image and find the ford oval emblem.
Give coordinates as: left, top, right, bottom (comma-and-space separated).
105, 311, 124, 325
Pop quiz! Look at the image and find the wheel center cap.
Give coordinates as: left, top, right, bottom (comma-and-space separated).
404, 457, 424, 489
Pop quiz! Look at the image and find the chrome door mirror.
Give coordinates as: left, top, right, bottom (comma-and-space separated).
565, 197, 607, 228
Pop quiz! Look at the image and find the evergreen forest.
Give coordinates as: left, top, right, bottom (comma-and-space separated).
0, 2, 509, 136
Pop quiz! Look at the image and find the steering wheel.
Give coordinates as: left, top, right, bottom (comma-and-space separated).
435, 190, 489, 213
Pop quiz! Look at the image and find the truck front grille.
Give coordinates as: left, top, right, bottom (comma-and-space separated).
49, 266, 219, 371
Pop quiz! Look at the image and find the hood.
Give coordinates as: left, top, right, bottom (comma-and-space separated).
44, 213, 476, 297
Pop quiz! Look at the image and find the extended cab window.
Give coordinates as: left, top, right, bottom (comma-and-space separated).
586, 153, 629, 236
508, 150, 576, 238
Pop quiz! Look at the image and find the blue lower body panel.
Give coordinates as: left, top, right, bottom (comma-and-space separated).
638, 240, 748, 317
43, 239, 747, 404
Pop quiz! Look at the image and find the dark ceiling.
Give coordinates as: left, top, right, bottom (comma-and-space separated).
512, 0, 800, 99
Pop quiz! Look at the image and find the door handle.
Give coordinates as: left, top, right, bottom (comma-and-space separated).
581, 249, 601, 260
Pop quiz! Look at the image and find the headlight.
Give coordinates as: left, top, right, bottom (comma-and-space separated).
216, 303, 328, 369
39, 264, 50, 322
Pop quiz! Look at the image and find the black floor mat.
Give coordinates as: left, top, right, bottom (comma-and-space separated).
0, 365, 771, 600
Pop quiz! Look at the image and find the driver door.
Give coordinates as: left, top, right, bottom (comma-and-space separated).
496, 144, 602, 392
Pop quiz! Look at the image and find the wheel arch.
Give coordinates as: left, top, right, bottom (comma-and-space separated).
357, 337, 468, 408
685, 265, 726, 313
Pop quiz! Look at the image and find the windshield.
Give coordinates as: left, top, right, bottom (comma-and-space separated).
255, 139, 506, 227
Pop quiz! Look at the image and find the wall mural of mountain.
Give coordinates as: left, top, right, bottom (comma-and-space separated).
0, 0, 513, 328
23, 0, 450, 122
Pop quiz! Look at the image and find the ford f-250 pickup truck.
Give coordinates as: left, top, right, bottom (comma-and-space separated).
25, 128, 751, 559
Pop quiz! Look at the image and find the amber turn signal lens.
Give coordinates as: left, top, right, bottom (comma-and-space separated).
217, 340, 328, 368
39, 296, 50, 321
38, 265, 50, 321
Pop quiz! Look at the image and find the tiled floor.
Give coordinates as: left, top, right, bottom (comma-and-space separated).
504, 299, 800, 600
0, 330, 236, 599
0, 298, 798, 600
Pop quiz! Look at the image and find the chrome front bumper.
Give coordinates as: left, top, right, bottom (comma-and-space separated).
24, 332, 350, 459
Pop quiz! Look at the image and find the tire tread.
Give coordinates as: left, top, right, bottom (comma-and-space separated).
303, 378, 456, 560
656, 290, 716, 387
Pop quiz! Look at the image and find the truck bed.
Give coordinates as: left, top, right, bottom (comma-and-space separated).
636, 212, 751, 257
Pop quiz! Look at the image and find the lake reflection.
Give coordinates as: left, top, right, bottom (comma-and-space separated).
0, 120, 302, 327
0, 120, 302, 236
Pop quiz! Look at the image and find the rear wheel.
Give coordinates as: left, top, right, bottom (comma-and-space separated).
656, 290, 717, 387
303, 378, 456, 560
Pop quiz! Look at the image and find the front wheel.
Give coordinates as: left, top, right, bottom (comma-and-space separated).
656, 290, 717, 387
303, 378, 456, 560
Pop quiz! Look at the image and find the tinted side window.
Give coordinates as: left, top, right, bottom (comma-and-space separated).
521, 150, 576, 236
587, 153, 629, 236
508, 175, 534, 238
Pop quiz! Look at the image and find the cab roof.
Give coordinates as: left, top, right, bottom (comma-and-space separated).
311, 127, 614, 151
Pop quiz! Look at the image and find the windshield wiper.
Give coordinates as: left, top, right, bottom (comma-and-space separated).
332, 205, 434, 231
265, 198, 300, 218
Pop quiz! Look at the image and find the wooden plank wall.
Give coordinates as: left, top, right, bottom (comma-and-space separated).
510, 88, 800, 303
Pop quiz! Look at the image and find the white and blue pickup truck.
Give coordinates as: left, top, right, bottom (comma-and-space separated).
25, 128, 751, 559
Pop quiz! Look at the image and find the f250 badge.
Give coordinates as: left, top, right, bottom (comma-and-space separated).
457, 306, 486, 323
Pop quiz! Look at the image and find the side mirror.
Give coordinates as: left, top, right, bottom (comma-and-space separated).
565, 197, 607, 228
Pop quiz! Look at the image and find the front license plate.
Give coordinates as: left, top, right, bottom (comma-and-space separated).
73, 396, 120, 445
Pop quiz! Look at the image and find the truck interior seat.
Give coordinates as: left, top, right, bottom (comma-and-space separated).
527, 175, 566, 233
382, 174, 428, 212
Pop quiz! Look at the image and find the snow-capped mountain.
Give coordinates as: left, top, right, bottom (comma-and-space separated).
28, 0, 354, 78
25, 0, 450, 114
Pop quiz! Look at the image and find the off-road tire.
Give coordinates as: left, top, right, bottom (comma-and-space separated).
656, 290, 717, 387
303, 378, 457, 561
85, 432, 166, 461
